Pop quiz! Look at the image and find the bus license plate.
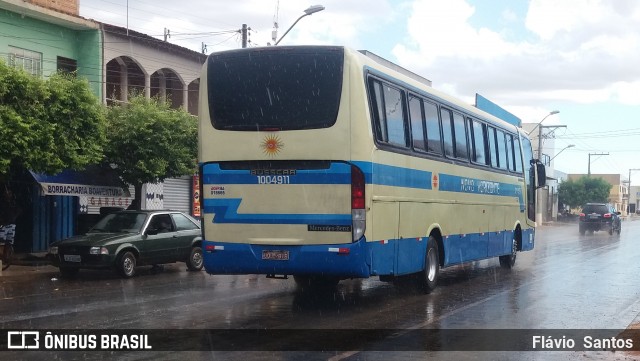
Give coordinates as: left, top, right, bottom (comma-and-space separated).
64, 254, 81, 262
262, 250, 289, 261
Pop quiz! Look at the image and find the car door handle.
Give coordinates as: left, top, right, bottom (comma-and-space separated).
173, 235, 178, 238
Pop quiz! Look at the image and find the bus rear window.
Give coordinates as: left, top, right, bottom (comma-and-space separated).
207, 47, 344, 131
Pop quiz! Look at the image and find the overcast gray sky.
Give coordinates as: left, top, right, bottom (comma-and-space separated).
80, 0, 640, 184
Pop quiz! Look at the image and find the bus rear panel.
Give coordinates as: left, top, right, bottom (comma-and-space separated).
201, 160, 369, 277
200, 46, 369, 277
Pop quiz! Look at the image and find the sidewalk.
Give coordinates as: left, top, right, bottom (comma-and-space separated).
11, 252, 50, 267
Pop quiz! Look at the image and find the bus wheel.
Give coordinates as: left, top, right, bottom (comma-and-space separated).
419, 236, 439, 294
499, 237, 517, 269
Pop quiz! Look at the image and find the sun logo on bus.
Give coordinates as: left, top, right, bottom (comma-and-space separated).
261, 135, 284, 156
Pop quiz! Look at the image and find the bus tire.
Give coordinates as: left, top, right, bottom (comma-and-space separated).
499, 237, 517, 269
419, 236, 439, 294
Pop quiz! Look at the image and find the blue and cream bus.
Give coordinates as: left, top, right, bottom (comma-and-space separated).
198, 46, 545, 292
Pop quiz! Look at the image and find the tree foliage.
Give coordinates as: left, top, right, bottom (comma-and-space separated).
558, 176, 612, 209
0, 61, 105, 224
0, 61, 105, 176
104, 95, 198, 210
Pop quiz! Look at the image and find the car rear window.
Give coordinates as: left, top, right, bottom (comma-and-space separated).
583, 204, 608, 214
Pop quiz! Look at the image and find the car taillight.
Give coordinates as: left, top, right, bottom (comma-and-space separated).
351, 164, 366, 242
579, 213, 585, 220
604, 213, 612, 218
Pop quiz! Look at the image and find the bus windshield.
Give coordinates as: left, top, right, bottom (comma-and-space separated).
207, 46, 344, 131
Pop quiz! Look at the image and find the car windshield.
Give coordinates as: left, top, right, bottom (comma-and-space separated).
583, 204, 608, 214
89, 212, 148, 233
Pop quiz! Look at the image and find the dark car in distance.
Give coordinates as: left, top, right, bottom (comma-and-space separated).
48, 210, 203, 278
579, 203, 622, 235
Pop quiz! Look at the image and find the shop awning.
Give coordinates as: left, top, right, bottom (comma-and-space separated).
30, 166, 130, 197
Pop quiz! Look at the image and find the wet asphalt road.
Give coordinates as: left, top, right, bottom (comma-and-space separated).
2, 220, 640, 360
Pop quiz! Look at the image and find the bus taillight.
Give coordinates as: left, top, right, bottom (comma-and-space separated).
351, 164, 366, 242
351, 165, 365, 209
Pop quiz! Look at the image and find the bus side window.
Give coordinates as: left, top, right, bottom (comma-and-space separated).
369, 79, 387, 142
424, 101, 442, 154
470, 118, 487, 165
513, 137, 523, 173
441, 108, 455, 158
382, 84, 408, 148
452, 112, 469, 160
409, 96, 427, 152
496, 129, 508, 170
506, 134, 515, 172
487, 126, 498, 168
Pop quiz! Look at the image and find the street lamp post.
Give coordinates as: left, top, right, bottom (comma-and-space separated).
549, 144, 575, 162
274, 5, 325, 45
527, 110, 559, 159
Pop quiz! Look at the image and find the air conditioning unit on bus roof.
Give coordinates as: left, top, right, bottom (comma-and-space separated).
358, 50, 432, 88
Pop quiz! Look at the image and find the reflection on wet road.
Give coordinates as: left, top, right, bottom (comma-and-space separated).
2, 220, 640, 360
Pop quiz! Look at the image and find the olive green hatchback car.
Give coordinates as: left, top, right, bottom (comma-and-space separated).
48, 210, 203, 278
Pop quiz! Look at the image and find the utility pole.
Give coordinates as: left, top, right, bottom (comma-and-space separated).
537, 125, 566, 161
587, 152, 609, 176
241, 24, 248, 48
628, 168, 640, 214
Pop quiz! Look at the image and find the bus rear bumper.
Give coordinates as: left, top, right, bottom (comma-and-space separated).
202, 239, 371, 278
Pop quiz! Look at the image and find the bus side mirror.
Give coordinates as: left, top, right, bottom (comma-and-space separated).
536, 162, 546, 188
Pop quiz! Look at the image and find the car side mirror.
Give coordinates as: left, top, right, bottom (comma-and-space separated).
145, 228, 159, 236
616, 212, 621, 215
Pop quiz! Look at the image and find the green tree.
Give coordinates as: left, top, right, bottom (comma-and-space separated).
558, 176, 612, 209
0, 62, 105, 223
0, 63, 105, 175
104, 95, 198, 210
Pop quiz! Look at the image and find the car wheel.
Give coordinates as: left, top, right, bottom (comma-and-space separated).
117, 251, 136, 278
499, 236, 517, 269
418, 236, 440, 293
59, 267, 79, 278
186, 246, 203, 271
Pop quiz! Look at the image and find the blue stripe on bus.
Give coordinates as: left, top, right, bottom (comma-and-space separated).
352, 161, 432, 189
203, 198, 351, 225
203, 238, 371, 277
202, 163, 351, 185
437, 174, 525, 212
202, 161, 525, 212
203, 226, 535, 277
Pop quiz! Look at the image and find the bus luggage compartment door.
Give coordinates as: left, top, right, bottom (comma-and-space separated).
201, 161, 355, 246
